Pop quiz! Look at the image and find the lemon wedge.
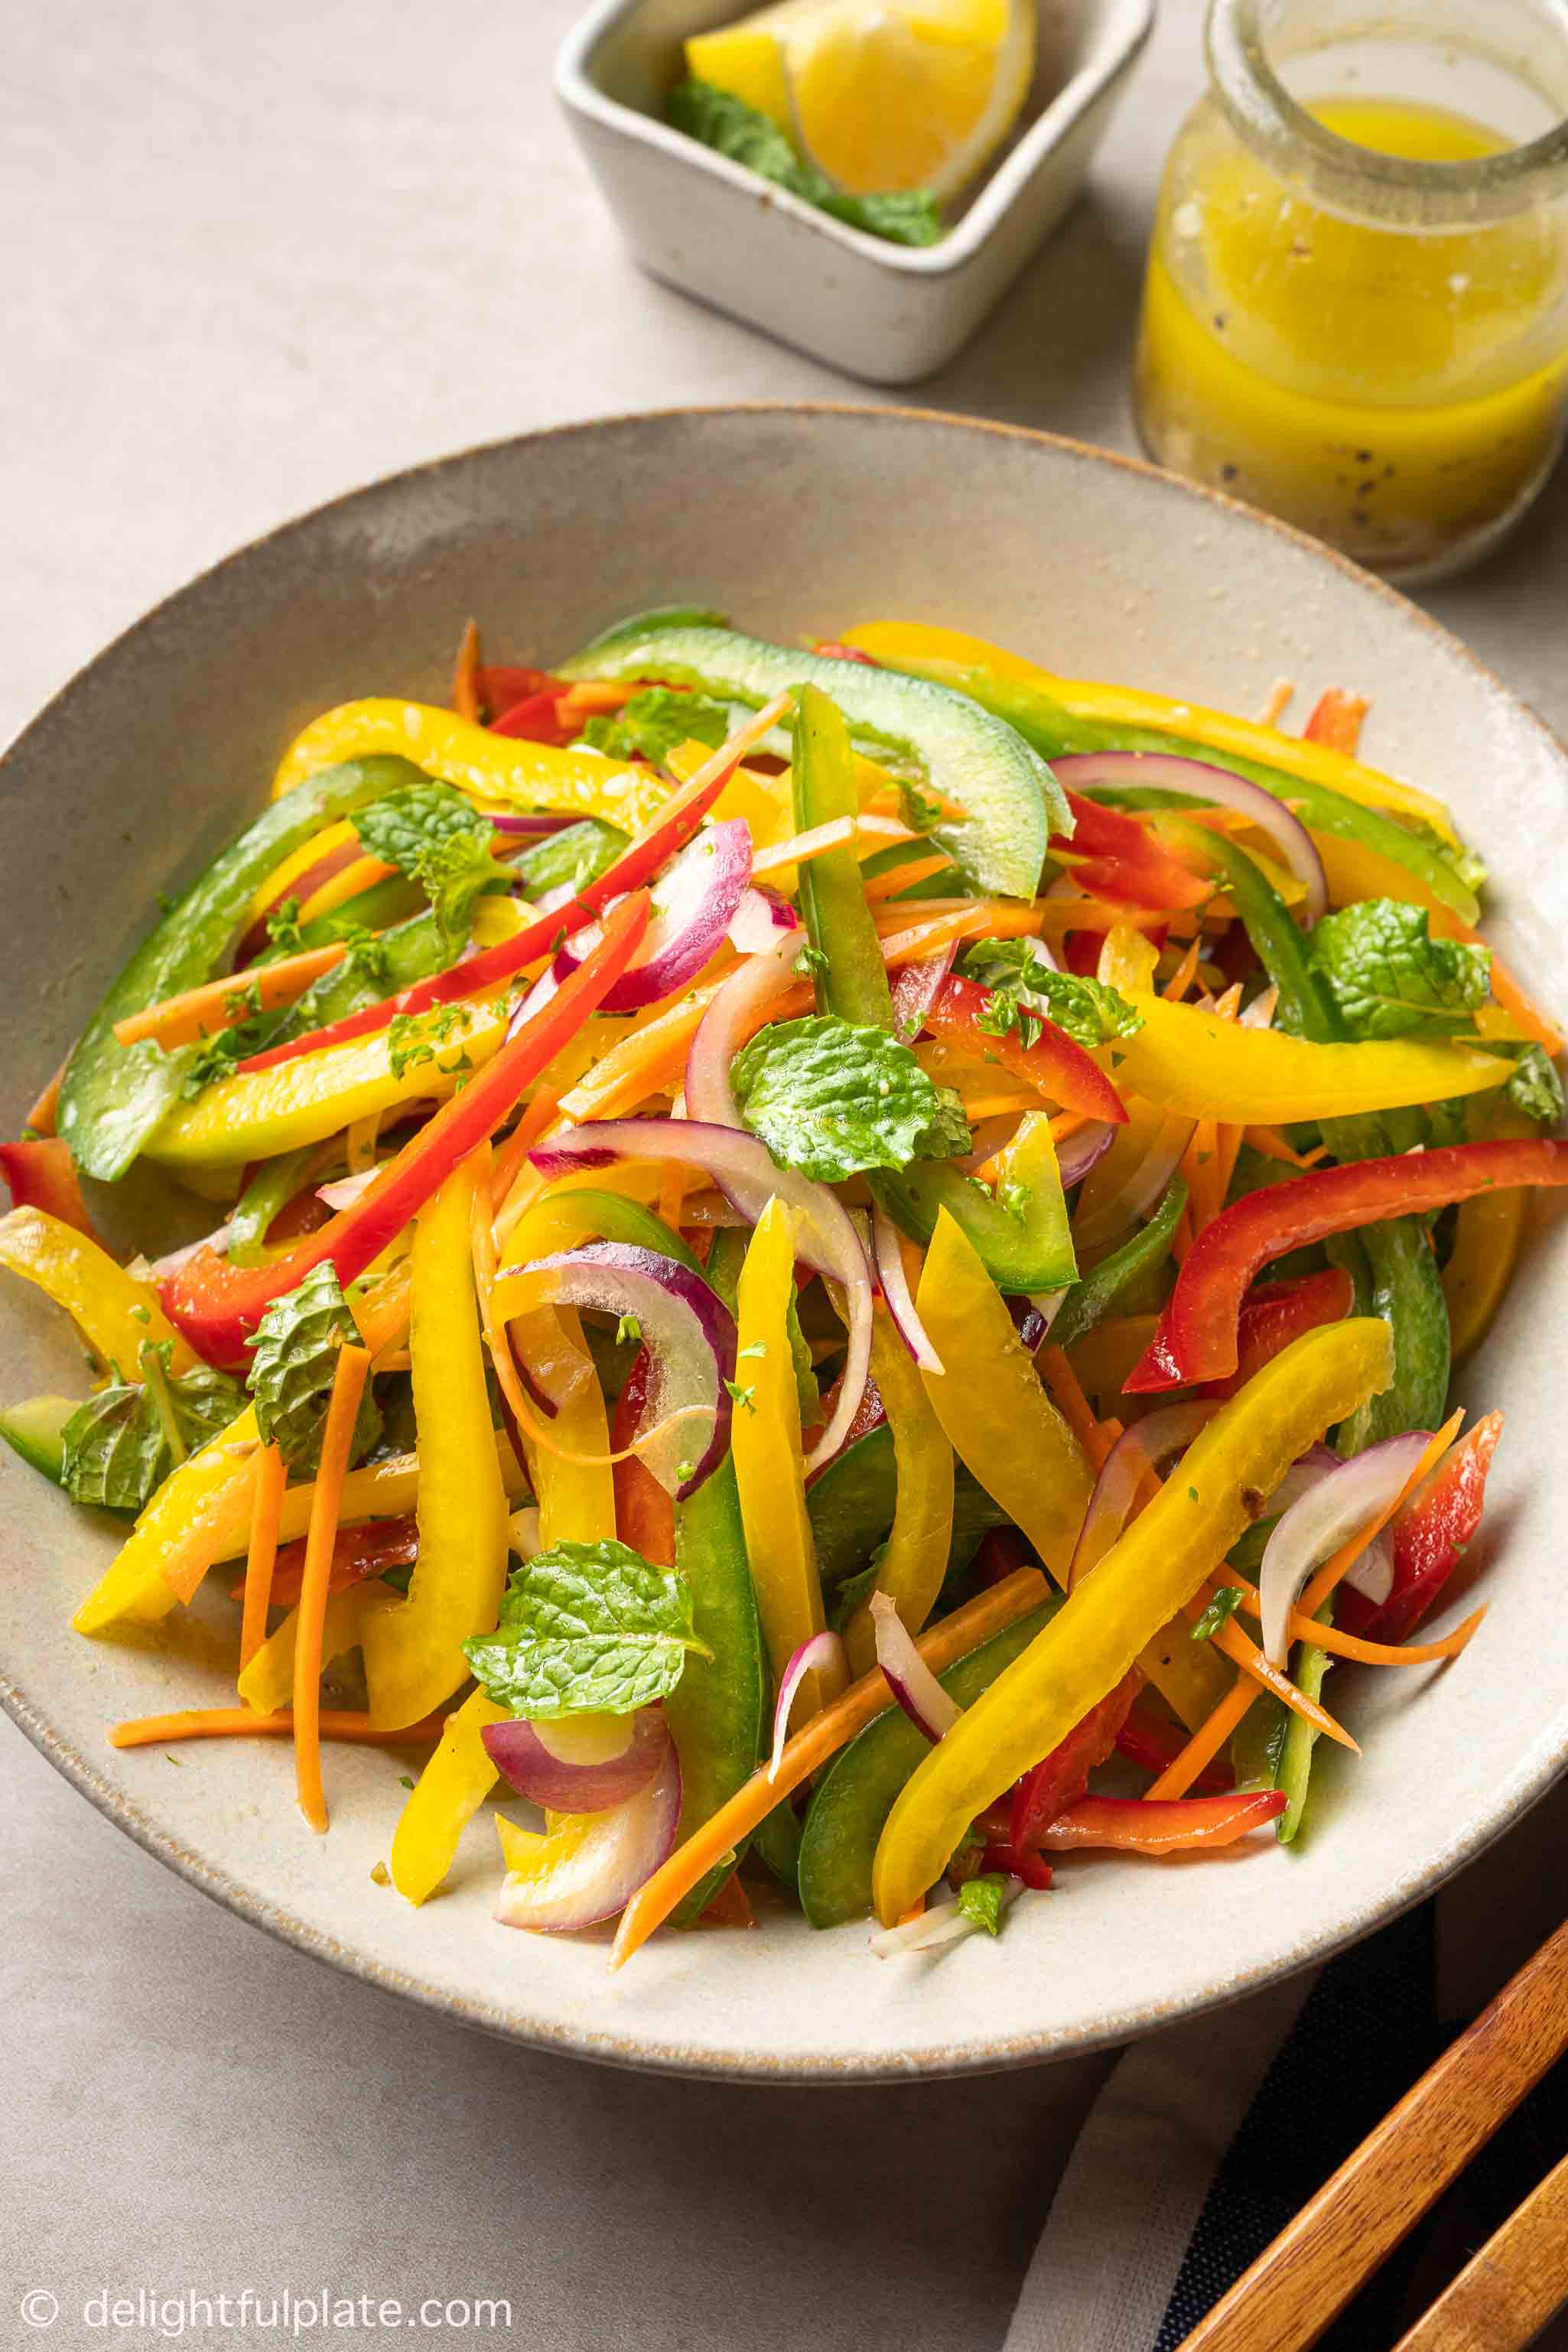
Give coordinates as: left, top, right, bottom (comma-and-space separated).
686, 0, 1035, 204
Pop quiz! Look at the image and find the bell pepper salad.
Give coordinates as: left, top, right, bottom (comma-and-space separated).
5, 610, 1562, 1966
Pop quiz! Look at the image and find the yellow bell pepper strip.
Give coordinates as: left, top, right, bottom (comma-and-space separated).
841, 621, 1462, 847
294, 1340, 372, 1830
359, 1155, 509, 1729
870, 1316, 1394, 1921
0, 1206, 197, 1376
732, 1196, 844, 1726
71, 1274, 414, 1637
272, 698, 674, 831
914, 1210, 1094, 1587
238, 1443, 287, 1672
842, 1302, 955, 1679
158, 893, 649, 1365
512, 1304, 619, 1547
610, 1564, 1049, 1967
271, 1433, 528, 1548
1443, 1183, 1527, 1362
389, 1687, 509, 1905
236, 1586, 371, 1716
1130, 1137, 1568, 1391
1101, 988, 1510, 1126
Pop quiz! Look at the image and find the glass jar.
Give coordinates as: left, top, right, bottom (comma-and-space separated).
1135, 0, 1568, 581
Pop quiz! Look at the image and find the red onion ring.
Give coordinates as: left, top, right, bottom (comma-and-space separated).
890, 948, 958, 1043
870, 1591, 961, 1742
489, 811, 581, 837
528, 1118, 871, 1473
1057, 1121, 1117, 1190
685, 929, 802, 1129
727, 886, 799, 954
766, 1630, 850, 1780
493, 1731, 682, 1932
1050, 751, 1328, 922
1073, 1109, 1196, 1253
872, 1205, 943, 1374
483, 1706, 669, 1813
1258, 1430, 1433, 1664
552, 818, 753, 1013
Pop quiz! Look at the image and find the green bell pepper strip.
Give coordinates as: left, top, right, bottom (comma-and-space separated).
755, 1797, 804, 1892
560, 617, 1062, 899
57, 756, 429, 1182
666, 1455, 769, 1924
872, 1316, 1395, 1920
1047, 1177, 1187, 1352
268, 902, 454, 1047
792, 683, 897, 1027
0, 1394, 79, 1492
1274, 1599, 1335, 1843
1164, 818, 1454, 1447
805, 1423, 1011, 1598
226, 1146, 324, 1267
859, 644, 1478, 922
841, 1305, 955, 1676
797, 1602, 1056, 1927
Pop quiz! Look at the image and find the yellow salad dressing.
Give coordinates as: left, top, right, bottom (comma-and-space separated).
1136, 96, 1568, 575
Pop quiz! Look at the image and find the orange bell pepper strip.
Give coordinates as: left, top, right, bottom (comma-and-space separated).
923, 971, 1127, 1124
1041, 1791, 1288, 1853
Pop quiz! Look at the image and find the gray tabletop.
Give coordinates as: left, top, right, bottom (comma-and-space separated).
5, 5, 1567, 2347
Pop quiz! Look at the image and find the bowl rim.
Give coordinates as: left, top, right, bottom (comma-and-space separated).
553, 0, 1156, 278
5, 399, 1567, 2083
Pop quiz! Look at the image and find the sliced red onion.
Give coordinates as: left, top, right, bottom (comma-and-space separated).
493, 1734, 682, 1932
490, 1240, 736, 1499
504, 961, 561, 1040
727, 885, 798, 954
1069, 1401, 1220, 1589
1057, 1121, 1117, 1189
1258, 1430, 1433, 1665
871, 1591, 961, 1742
553, 819, 753, 1013
870, 1879, 1023, 1956
766, 1631, 850, 1781
1073, 1109, 1197, 1253
483, 1707, 669, 1813
533, 1117, 871, 1474
890, 948, 958, 1043
149, 1221, 234, 1279
1007, 1293, 1051, 1353
317, 1167, 381, 1212
490, 811, 580, 837
872, 1204, 943, 1374
685, 928, 802, 1128
1241, 984, 1280, 1031
1344, 1529, 1396, 1606
1052, 750, 1328, 922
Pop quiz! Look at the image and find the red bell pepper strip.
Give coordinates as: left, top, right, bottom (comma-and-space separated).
812, 641, 880, 667
1126, 1137, 1568, 1392
1196, 1265, 1355, 1401
1041, 1790, 1288, 1853
0, 1138, 104, 1244
481, 664, 559, 714
1010, 1667, 1143, 1855
490, 688, 579, 746
231, 1512, 418, 1608
1116, 1698, 1235, 1792
979, 1843, 1055, 1889
236, 755, 735, 1078
1335, 1411, 1503, 1647
161, 892, 650, 1366
610, 1347, 675, 1568
1303, 688, 1369, 756
926, 971, 1128, 1125
1053, 792, 1212, 914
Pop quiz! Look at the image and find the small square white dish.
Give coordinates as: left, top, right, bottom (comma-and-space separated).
555, 0, 1156, 383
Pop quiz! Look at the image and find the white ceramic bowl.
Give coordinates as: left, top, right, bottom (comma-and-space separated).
556, 0, 1155, 382
5, 405, 1567, 2082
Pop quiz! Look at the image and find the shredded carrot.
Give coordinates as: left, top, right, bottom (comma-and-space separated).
862, 853, 952, 903
292, 1342, 372, 1833
556, 680, 631, 721
110, 1707, 449, 1749
1203, 1612, 1358, 1749
1210, 1123, 1247, 1215
452, 618, 484, 723
658, 1160, 687, 1234
1303, 688, 1370, 756
695, 1872, 756, 1929
25, 1063, 64, 1137
489, 1082, 561, 1215
874, 903, 1043, 966
112, 943, 348, 1049
896, 1897, 927, 1927
1426, 906, 1565, 1055
611, 1566, 1049, 1967
1179, 1119, 1222, 1235
1037, 1345, 1115, 1470
1149, 1414, 1462, 1799
238, 1443, 287, 1673
1257, 678, 1295, 727
1197, 1570, 1487, 1667
1163, 937, 1203, 1002
1244, 1124, 1329, 1169
1171, 1203, 1195, 1265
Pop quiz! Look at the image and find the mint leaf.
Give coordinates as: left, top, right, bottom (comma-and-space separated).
731, 1014, 945, 1181
957, 942, 1142, 1052
1191, 1583, 1248, 1642
462, 1537, 711, 1717
248, 1261, 382, 1473
912, 1085, 972, 1162
510, 818, 626, 899
956, 1874, 1010, 1937
1309, 899, 1490, 1041
582, 686, 731, 767
355, 782, 507, 958
1505, 1042, 1565, 1127
666, 79, 942, 249
60, 1342, 247, 1511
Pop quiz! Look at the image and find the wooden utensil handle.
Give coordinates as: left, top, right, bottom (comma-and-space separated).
1176, 1914, 1568, 2352
1392, 2144, 1568, 2351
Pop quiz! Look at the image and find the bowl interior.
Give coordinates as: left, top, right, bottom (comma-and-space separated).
5, 404, 1568, 2080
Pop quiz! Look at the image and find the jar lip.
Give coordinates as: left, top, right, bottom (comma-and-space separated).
1206, 0, 1568, 225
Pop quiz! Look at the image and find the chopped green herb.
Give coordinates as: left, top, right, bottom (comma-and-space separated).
1191, 1584, 1248, 1641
